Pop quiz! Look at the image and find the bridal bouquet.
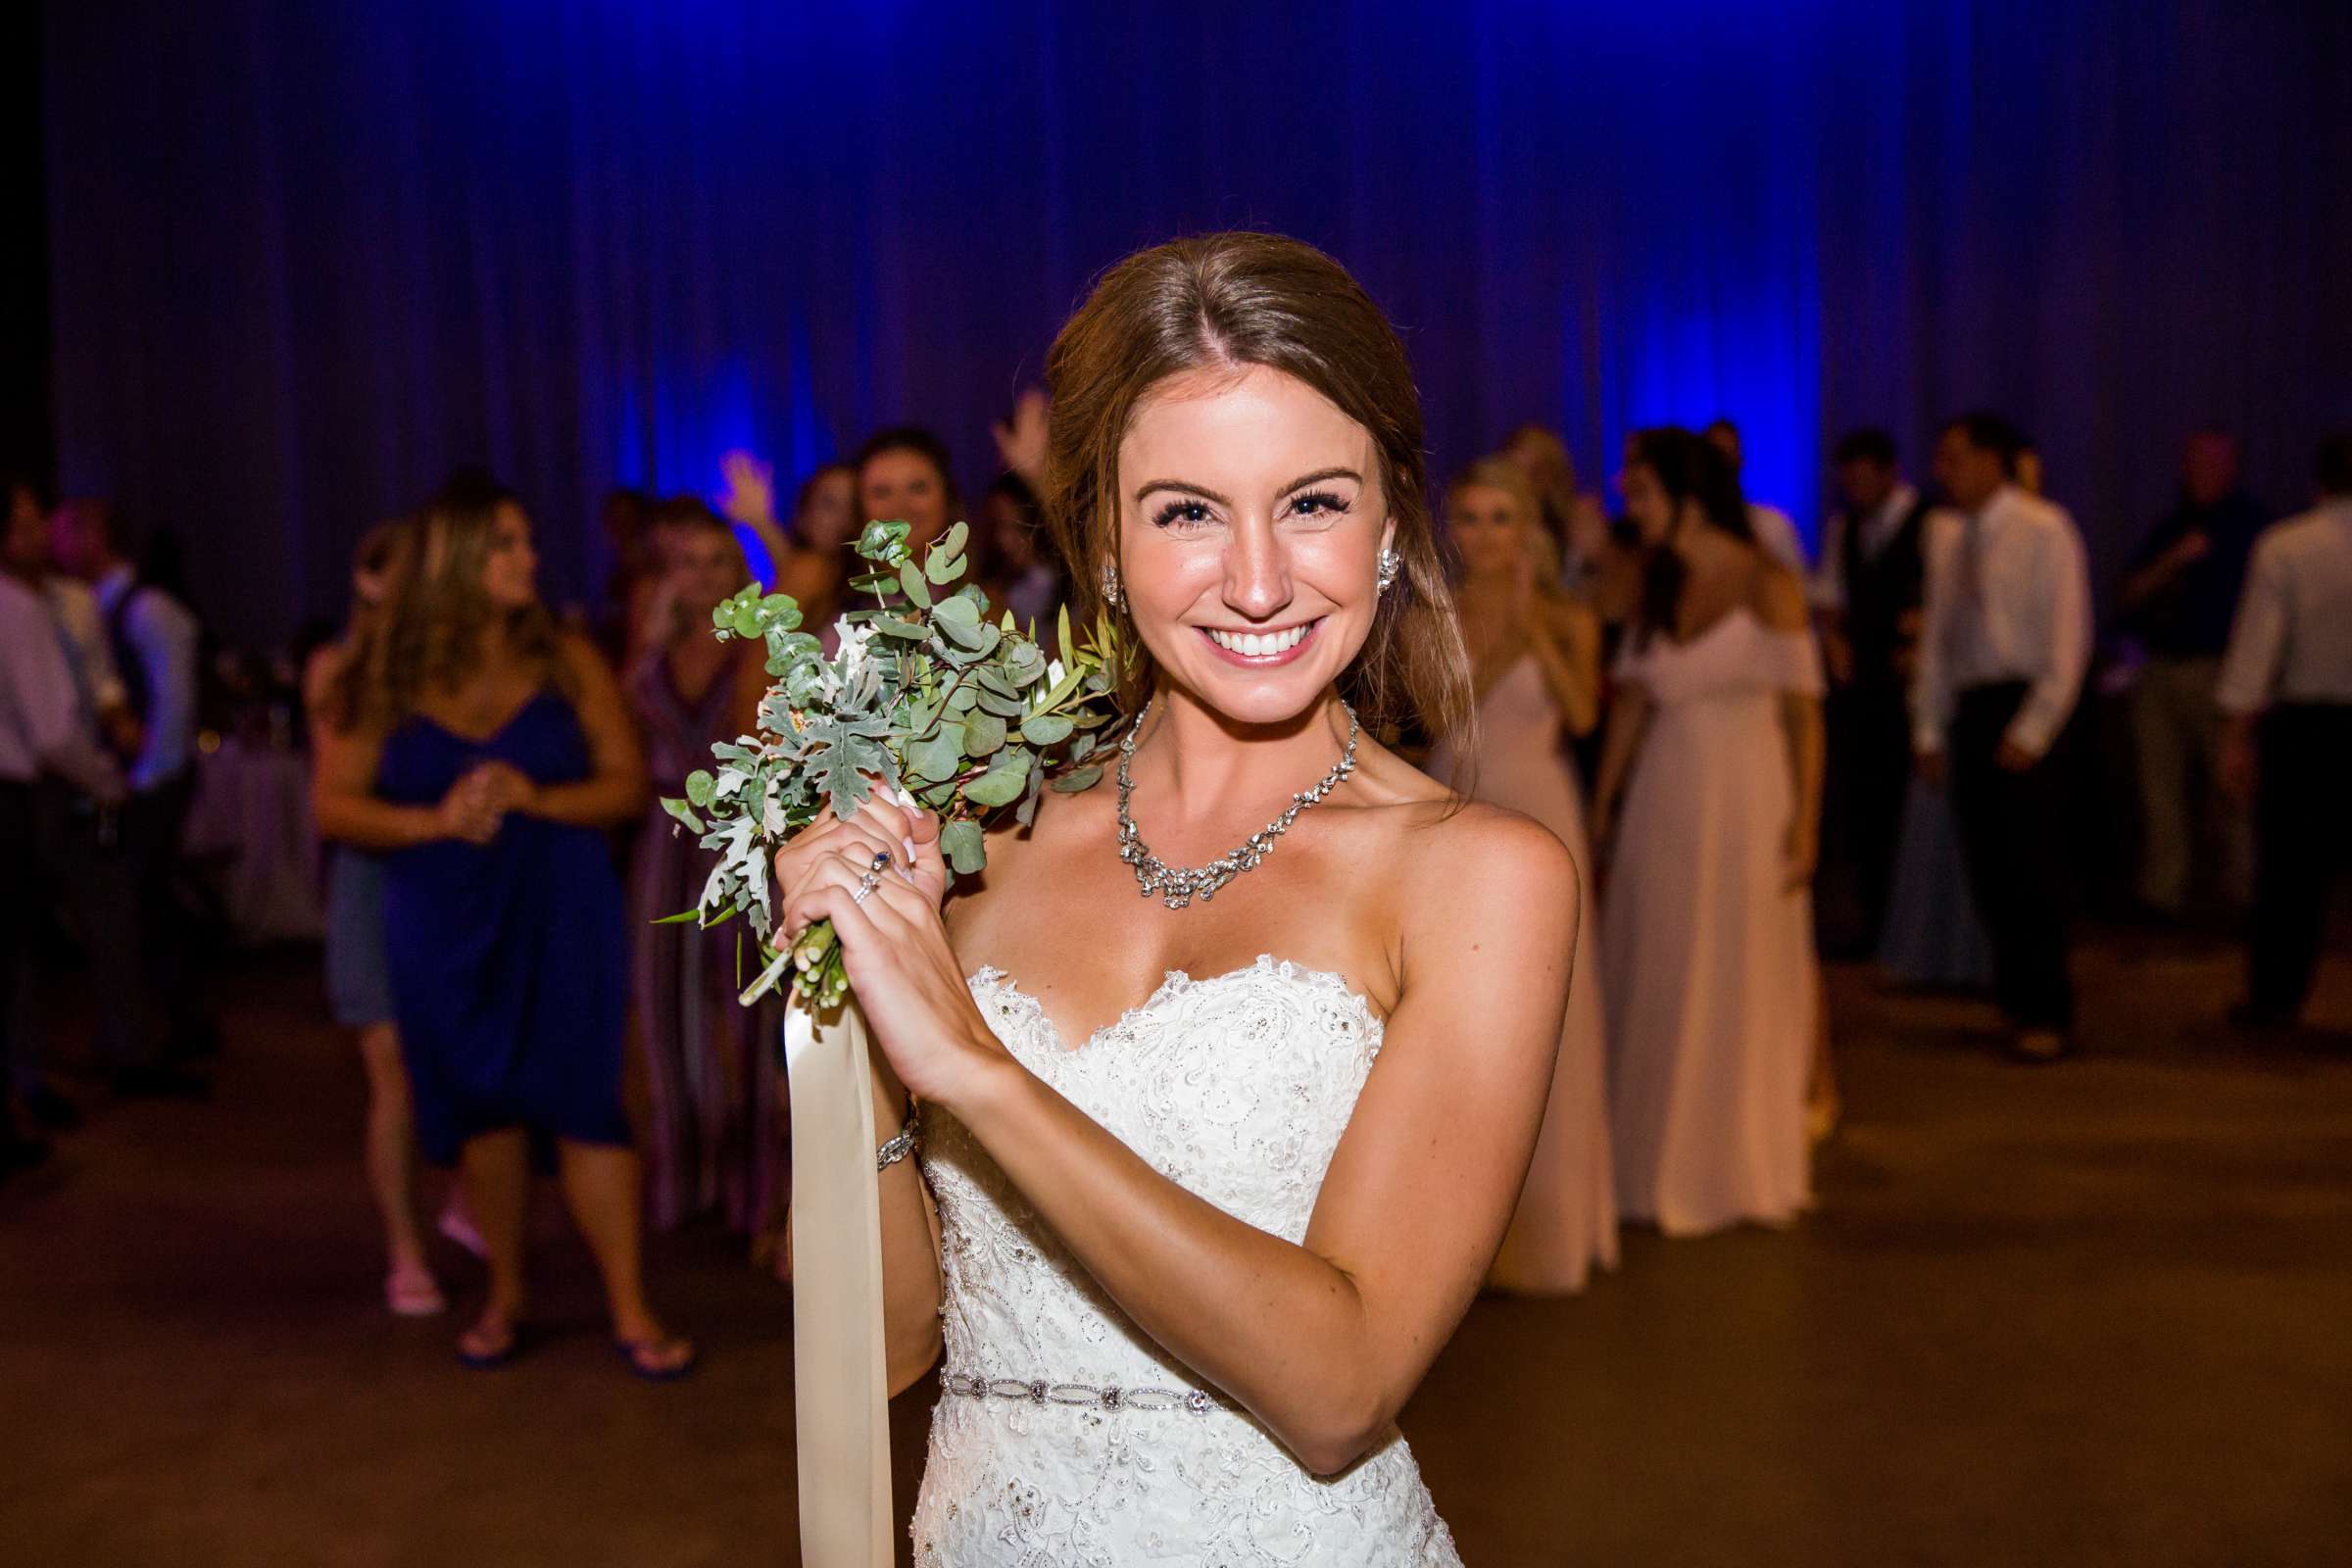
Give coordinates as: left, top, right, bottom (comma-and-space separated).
661, 516, 1124, 1009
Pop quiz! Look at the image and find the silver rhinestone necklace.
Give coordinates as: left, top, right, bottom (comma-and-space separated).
1115, 699, 1359, 910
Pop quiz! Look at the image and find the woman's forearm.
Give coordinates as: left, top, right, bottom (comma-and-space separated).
1592, 689, 1647, 828
523, 773, 648, 830
314, 787, 443, 850
1530, 608, 1603, 738
948, 1055, 1387, 1473
1781, 693, 1825, 832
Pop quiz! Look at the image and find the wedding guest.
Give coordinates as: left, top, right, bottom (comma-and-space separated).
1704, 417, 1808, 571
1594, 428, 1823, 1234
306, 520, 444, 1316
2118, 429, 2268, 918
2217, 431, 2352, 1029
1502, 422, 1616, 593
1913, 413, 2092, 1062
975, 473, 1062, 630
1, 485, 125, 1164
7, 487, 196, 1106
623, 500, 780, 1236
1813, 427, 1936, 956
1424, 457, 1616, 1291
855, 426, 958, 560
50, 498, 219, 1064
718, 454, 855, 636
313, 475, 691, 1377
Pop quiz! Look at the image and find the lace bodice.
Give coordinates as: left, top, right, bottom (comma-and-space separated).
909, 956, 1462, 1566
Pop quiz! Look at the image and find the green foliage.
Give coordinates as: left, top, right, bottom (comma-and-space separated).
662, 518, 1127, 1007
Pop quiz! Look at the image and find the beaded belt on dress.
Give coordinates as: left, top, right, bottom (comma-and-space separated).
941, 1368, 1232, 1414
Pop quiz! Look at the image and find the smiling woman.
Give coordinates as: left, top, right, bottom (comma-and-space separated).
770, 232, 1581, 1565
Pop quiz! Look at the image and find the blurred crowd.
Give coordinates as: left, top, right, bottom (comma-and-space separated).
4, 393, 2346, 1362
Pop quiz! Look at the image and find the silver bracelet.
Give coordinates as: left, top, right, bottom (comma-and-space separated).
876, 1111, 918, 1171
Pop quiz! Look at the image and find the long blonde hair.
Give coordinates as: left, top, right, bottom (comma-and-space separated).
328, 485, 563, 733
1446, 457, 1566, 590
1041, 231, 1474, 746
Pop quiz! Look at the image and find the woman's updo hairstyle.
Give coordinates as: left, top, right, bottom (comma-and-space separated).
1040, 231, 1472, 743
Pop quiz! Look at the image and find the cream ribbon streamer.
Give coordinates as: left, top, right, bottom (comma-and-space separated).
783, 993, 892, 1567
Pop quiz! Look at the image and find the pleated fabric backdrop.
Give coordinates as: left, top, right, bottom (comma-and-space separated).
41, 0, 2352, 645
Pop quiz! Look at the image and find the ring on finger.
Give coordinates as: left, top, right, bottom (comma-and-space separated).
851, 866, 883, 907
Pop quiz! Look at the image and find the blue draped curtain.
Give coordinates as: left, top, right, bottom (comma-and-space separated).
42, 0, 2352, 645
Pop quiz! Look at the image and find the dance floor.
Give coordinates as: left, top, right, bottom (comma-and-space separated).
3, 931, 2347, 1566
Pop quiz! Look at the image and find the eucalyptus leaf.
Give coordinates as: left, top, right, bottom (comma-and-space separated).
925, 551, 966, 585
1019, 712, 1074, 747
973, 685, 1026, 718
873, 616, 928, 640
962, 711, 1007, 757
1051, 762, 1104, 794
857, 517, 912, 564
964, 754, 1029, 808
939, 818, 986, 875
932, 594, 980, 628
685, 769, 715, 808
1015, 753, 1045, 827
662, 796, 705, 834
906, 728, 964, 784
898, 561, 932, 609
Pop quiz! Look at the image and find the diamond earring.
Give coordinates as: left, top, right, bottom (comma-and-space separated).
1099, 559, 1124, 611
1375, 546, 1401, 594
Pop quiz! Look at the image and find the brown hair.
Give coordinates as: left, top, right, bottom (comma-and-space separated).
1040, 231, 1473, 744
328, 484, 564, 733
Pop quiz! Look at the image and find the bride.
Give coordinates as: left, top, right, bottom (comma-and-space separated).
775, 232, 1581, 1564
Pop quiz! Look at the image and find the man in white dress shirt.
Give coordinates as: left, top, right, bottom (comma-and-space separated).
2, 478, 128, 1169
51, 499, 220, 1073
1703, 418, 1809, 572
2216, 431, 2352, 1028
1912, 413, 2092, 1061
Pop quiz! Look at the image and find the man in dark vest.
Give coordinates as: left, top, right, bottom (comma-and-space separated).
1812, 427, 1934, 956
51, 499, 220, 1068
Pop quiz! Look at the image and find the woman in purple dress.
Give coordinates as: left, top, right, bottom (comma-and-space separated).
624, 501, 780, 1240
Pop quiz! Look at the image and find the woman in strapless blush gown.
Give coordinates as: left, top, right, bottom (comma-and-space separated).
1592, 427, 1826, 1237
771, 234, 1584, 1565
1423, 457, 1617, 1294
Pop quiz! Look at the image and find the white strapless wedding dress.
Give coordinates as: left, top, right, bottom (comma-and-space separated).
908, 956, 1462, 1566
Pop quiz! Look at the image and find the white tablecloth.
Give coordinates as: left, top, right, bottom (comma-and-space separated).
182, 739, 324, 943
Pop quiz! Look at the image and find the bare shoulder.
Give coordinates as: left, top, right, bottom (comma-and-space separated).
554, 627, 621, 686
1749, 561, 1811, 632
1393, 793, 1580, 969
301, 639, 346, 711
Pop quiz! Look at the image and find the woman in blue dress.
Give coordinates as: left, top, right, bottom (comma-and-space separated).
306, 520, 444, 1318
314, 477, 691, 1377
